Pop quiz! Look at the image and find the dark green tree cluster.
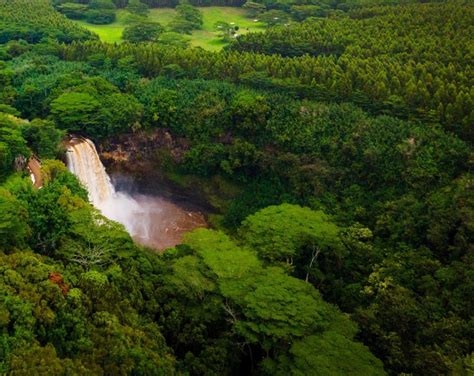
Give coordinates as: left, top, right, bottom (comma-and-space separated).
232, 3, 471, 63
139, 0, 246, 7
3, 53, 465, 373
126, 0, 150, 16
110, 0, 246, 6
214, 21, 240, 42
0, 107, 387, 374
157, 228, 385, 374
50, 79, 144, 138
0, 0, 95, 44
239, 202, 474, 374
0, 113, 30, 181
229, 2, 473, 139
0, 0, 472, 374
0, 158, 177, 373
117, 0, 194, 43
242, 1, 266, 17
0, 110, 173, 373
169, 3, 204, 34
55, 0, 117, 25
241, 0, 428, 20
123, 21, 165, 42
75, 0, 423, 10
60, 3, 473, 142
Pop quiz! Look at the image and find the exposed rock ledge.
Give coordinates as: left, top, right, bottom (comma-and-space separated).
97, 129, 215, 212
99, 128, 188, 169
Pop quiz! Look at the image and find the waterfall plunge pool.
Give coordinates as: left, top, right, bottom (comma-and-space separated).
66, 137, 207, 250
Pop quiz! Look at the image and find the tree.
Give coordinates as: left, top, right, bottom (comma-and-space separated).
112, 0, 128, 7
0, 114, 30, 180
21, 119, 65, 159
126, 0, 149, 17
259, 10, 289, 26
0, 188, 30, 250
8, 344, 67, 375
230, 267, 327, 349
169, 3, 203, 35
56, 2, 89, 20
175, 3, 203, 29
89, 0, 116, 9
169, 17, 195, 35
231, 90, 270, 135
85, 9, 116, 24
122, 22, 164, 43
290, 5, 329, 21
240, 204, 341, 265
50, 92, 102, 135
267, 332, 386, 375
164, 255, 216, 300
86, 0, 116, 25
102, 93, 143, 133
214, 21, 239, 42
27, 181, 71, 254
0, 104, 19, 116
181, 229, 385, 373
242, 1, 266, 19
157, 32, 190, 48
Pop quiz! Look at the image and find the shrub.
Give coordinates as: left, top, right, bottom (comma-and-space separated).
122, 22, 164, 42
56, 2, 88, 20
85, 9, 116, 24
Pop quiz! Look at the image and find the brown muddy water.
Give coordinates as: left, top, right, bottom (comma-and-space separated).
113, 190, 207, 250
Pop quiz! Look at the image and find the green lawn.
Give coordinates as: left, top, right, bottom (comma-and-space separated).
74, 10, 130, 44
193, 7, 264, 50
73, 7, 264, 50
148, 8, 177, 25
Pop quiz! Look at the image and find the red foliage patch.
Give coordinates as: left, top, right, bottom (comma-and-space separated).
49, 272, 69, 295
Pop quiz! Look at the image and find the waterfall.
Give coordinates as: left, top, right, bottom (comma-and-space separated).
66, 137, 150, 240
66, 138, 115, 205
66, 137, 207, 249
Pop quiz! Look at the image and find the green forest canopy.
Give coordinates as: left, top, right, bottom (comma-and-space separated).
0, 0, 472, 374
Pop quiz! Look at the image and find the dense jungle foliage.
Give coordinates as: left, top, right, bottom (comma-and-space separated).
0, 0, 472, 375
59, 4, 473, 140
0, 0, 95, 43
109, 0, 439, 10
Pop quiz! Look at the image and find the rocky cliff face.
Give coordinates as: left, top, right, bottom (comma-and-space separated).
97, 129, 217, 212
99, 129, 188, 171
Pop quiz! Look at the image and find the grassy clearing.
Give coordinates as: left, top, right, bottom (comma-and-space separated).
193, 7, 264, 50
72, 7, 264, 50
73, 10, 130, 43
148, 8, 177, 25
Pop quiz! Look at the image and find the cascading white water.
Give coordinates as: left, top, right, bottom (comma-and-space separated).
66, 138, 115, 205
66, 137, 151, 240
66, 137, 207, 249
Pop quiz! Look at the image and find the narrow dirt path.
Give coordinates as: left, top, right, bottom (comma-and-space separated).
27, 157, 42, 188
